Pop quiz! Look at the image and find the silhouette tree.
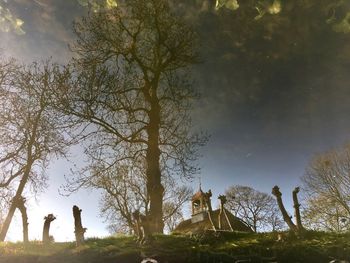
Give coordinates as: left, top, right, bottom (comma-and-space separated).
302, 144, 350, 231
98, 165, 192, 234
0, 59, 68, 241
226, 185, 284, 232
302, 195, 349, 232
54, 0, 204, 234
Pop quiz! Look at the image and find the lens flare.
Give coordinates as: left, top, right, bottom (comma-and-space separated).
77, 0, 118, 12
268, 0, 281, 14
254, 0, 281, 20
106, 0, 117, 9
215, 0, 239, 11
332, 12, 350, 34
0, 3, 25, 35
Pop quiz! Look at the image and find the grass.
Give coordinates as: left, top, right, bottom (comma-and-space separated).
0, 231, 349, 262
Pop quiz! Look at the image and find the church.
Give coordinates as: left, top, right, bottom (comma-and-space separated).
173, 186, 253, 234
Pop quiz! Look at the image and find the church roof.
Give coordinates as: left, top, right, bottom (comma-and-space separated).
191, 188, 205, 201
173, 208, 253, 234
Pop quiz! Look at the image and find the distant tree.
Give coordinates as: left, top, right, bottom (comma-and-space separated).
162, 201, 186, 233
265, 203, 285, 232
226, 185, 284, 232
302, 144, 350, 232
54, 0, 205, 234
97, 164, 192, 234
162, 182, 192, 233
302, 195, 349, 232
0, 59, 68, 241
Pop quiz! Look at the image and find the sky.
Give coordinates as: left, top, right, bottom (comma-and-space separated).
1, 0, 350, 241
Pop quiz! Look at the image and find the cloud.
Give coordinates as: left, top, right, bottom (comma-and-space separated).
0, 0, 84, 62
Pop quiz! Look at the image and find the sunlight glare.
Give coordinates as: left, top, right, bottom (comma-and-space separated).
333, 12, 350, 34
106, 0, 117, 9
268, 0, 281, 14
0, 3, 25, 35
77, 0, 118, 12
215, 0, 239, 11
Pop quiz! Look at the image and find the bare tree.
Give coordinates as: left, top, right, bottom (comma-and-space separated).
54, 0, 204, 233
163, 202, 185, 233
226, 185, 284, 232
265, 204, 285, 232
302, 195, 349, 232
0, 59, 68, 241
302, 144, 350, 231
98, 164, 192, 234
162, 184, 192, 233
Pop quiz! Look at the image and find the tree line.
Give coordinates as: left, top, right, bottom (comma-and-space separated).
227, 141, 350, 234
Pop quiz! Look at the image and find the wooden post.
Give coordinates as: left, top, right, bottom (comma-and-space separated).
73, 205, 86, 246
218, 194, 233, 231
218, 195, 225, 229
204, 190, 216, 232
42, 214, 56, 244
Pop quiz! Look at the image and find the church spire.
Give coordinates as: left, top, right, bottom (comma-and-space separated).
199, 175, 202, 191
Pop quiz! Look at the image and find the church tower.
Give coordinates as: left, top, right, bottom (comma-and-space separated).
191, 186, 212, 223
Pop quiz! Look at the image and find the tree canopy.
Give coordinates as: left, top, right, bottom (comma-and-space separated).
226, 185, 284, 232
53, 0, 205, 234
302, 144, 350, 232
0, 59, 69, 241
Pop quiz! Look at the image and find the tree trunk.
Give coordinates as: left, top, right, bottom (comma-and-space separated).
253, 217, 257, 233
0, 199, 16, 242
16, 196, 29, 243
132, 210, 143, 242
272, 186, 298, 232
42, 214, 56, 244
0, 169, 33, 241
73, 205, 86, 246
145, 87, 164, 234
292, 187, 303, 231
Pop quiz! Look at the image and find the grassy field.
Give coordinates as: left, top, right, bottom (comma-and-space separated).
0, 231, 349, 262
